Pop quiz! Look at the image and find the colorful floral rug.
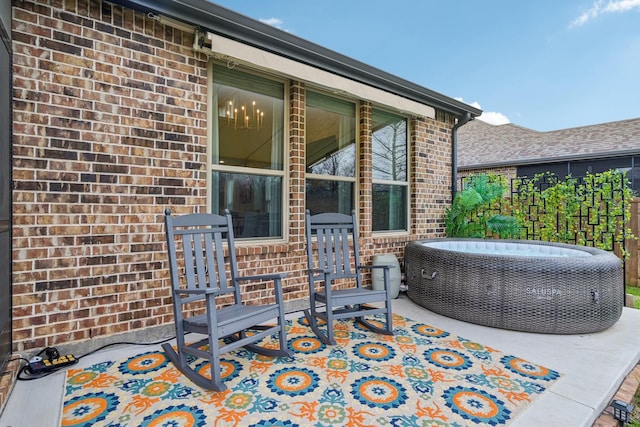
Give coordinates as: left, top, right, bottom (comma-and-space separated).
61, 314, 560, 426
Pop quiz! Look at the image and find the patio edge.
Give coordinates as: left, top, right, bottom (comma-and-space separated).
593, 363, 640, 426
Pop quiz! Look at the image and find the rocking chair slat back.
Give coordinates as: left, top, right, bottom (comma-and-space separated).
166, 212, 238, 303
307, 212, 359, 281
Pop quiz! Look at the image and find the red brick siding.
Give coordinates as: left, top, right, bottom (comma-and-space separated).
285, 80, 309, 297
11, 0, 455, 352
410, 113, 455, 241
12, 0, 208, 350
358, 101, 373, 243
458, 166, 518, 188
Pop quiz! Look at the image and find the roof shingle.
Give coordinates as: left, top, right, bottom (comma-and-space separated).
457, 118, 640, 169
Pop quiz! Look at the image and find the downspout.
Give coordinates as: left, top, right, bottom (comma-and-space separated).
451, 112, 472, 201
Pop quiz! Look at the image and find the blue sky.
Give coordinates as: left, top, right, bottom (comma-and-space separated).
211, 0, 640, 132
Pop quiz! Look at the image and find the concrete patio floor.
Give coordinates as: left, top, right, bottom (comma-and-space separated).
1, 293, 639, 426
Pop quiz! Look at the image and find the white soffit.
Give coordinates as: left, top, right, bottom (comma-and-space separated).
206, 32, 436, 119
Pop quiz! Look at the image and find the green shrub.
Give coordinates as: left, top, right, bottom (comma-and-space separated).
447, 170, 636, 257
511, 170, 635, 257
445, 174, 521, 238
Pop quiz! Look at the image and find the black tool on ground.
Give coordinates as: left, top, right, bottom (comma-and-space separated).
23, 346, 78, 376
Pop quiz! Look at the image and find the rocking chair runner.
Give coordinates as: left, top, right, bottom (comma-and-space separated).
304, 210, 394, 345
162, 209, 292, 391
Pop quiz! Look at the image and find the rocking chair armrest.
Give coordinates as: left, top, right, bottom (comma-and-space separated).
236, 273, 288, 304
236, 272, 288, 283
359, 264, 394, 270
174, 287, 218, 295
307, 268, 332, 284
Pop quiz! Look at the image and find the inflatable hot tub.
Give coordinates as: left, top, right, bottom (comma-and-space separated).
404, 238, 623, 334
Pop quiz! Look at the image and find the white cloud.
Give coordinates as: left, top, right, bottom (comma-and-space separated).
477, 111, 511, 126
455, 98, 510, 126
465, 100, 482, 110
259, 17, 294, 33
260, 17, 284, 29
260, 17, 283, 27
570, 0, 640, 28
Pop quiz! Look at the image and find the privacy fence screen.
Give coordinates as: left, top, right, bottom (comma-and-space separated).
461, 171, 633, 257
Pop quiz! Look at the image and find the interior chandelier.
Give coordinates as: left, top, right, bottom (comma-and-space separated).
223, 100, 264, 131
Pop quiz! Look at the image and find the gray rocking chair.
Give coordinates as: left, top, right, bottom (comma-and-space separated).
163, 209, 292, 391
304, 210, 394, 345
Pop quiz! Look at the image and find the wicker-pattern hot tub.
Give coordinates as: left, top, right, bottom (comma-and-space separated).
404, 238, 624, 334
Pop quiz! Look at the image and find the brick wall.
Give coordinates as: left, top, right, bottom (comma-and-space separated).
411, 112, 456, 239
11, 0, 455, 353
12, 0, 210, 352
458, 166, 518, 188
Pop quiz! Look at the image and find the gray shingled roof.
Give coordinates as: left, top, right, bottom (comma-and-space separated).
457, 118, 640, 169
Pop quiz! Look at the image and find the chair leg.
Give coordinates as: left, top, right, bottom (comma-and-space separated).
354, 302, 394, 336
162, 342, 226, 392
208, 335, 225, 391
325, 303, 335, 344
385, 301, 394, 334
303, 308, 335, 345
278, 317, 293, 357
304, 284, 336, 345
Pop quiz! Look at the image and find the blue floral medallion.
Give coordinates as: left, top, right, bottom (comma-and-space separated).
290, 335, 326, 354
118, 351, 168, 375
424, 347, 473, 370
443, 385, 511, 425
61, 392, 119, 427
139, 404, 207, 426
351, 375, 408, 409
412, 324, 450, 338
267, 367, 320, 396
352, 341, 396, 361
501, 355, 560, 381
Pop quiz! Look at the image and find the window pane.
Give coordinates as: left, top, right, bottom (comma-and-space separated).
213, 66, 284, 170
212, 172, 282, 238
306, 91, 356, 177
373, 183, 407, 231
372, 109, 407, 231
306, 179, 353, 215
372, 110, 407, 181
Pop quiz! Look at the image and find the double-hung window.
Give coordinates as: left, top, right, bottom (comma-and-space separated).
371, 109, 408, 231
305, 90, 356, 215
211, 65, 285, 239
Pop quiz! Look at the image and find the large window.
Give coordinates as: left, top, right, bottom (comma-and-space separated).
305, 91, 356, 215
372, 109, 408, 231
211, 65, 285, 238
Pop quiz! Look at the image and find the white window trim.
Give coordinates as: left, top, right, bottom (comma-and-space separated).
371, 110, 410, 234
206, 61, 290, 244
305, 88, 359, 215
306, 173, 357, 183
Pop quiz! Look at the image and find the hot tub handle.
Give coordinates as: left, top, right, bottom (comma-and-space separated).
422, 269, 437, 280
591, 289, 600, 302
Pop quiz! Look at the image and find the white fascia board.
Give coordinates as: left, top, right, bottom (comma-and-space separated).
206, 32, 435, 119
